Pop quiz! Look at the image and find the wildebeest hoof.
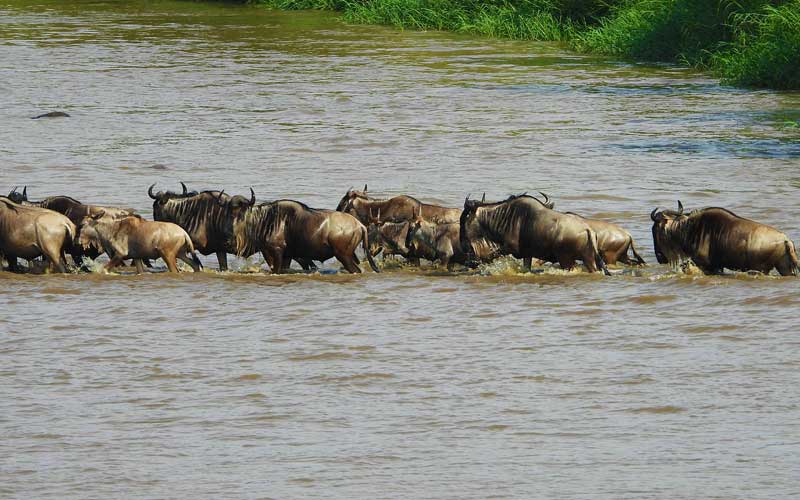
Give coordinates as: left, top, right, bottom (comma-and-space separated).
32, 111, 70, 119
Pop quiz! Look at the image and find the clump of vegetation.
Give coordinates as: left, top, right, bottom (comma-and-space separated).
247, 0, 800, 89
712, 1, 800, 89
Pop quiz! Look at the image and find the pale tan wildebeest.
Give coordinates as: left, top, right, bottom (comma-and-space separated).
0, 196, 75, 273
78, 213, 202, 274
336, 185, 461, 225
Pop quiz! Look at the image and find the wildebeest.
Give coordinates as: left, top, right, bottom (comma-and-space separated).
406, 217, 466, 270
149, 183, 232, 269
78, 213, 202, 273
7, 186, 137, 263
459, 194, 610, 275
231, 199, 380, 274
563, 212, 645, 266
336, 185, 462, 225
149, 183, 317, 272
651, 201, 798, 276
366, 213, 414, 260
0, 196, 75, 273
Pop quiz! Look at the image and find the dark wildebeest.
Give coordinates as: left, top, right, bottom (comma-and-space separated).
8, 186, 137, 264
78, 213, 202, 274
149, 183, 316, 272
563, 212, 645, 266
0, 196, 75, 273
231, 199, 380, 274
336, 185, 462, 225
651, 201, 798, 276
149, 183, 232, 270
459, 194, 610, 275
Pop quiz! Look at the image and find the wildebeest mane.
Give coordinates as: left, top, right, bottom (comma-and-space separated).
159, 192, 229, 237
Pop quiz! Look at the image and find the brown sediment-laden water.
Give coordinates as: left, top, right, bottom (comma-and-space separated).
1, 1, 800, 498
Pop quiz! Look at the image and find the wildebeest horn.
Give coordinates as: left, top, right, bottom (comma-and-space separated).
651, 207, 659, 221
481, 192, 485, 203
92, 210, 106, 220
180, 182, 188, 195
377, 208, 381, 221
539, 192, 551, 206
148, 183, 157, 200
216, 190, 225, 205
250, 187, 256, 206
364, 184, 368, 193
677, 200, 684, 215
22, 186, 27, 198
10, 186, 18, 195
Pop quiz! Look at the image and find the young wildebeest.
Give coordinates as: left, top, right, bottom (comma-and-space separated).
336, 185, 462, 225
406, 218, 465, 271
78, 213, 202, 274
232, 199, 380, 274
0, 196, 75, 273
8, 186, 137, 264
651, 201, 798, 276
459, 194, 610, 275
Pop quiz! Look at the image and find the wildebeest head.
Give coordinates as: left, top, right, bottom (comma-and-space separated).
148, 182, 196, 211
7, 186, 27, 204
76, 210, 108, 252
405, 206, 425, 252
335, 184, 369, 213
459, 194, 486, 264
216, 188, 256, 219
651, 200, 688, 265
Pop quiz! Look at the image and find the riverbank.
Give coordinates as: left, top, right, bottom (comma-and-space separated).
249, 0, 800, 90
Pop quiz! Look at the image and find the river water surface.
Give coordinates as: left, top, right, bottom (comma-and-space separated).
2, 1, 800, 498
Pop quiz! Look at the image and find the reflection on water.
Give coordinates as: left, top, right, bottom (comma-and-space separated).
1, 1, 800, 498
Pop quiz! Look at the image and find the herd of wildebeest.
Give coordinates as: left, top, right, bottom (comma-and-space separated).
1, 183, 798, 277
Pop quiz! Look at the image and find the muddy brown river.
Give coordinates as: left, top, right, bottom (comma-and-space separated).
2, 1, 800, 498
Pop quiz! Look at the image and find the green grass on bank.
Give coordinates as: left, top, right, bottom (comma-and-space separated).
247, 0, 800, 89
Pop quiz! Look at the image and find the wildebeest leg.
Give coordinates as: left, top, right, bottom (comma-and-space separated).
560, 258, 577, 272
216, 251, 228, 271
42, 247, 67, 274
295, 258, 317, 271
134, 259, 146, 274
408, 257, 421, 266
261, 249, 284, 274
523, 257, 532, 272
104, 255, 125, 273
337, 254, 362, 274
271, 251, 285, 274
161, 251, 180, 273
5, 255, 21, 272
776, 260, 797, 277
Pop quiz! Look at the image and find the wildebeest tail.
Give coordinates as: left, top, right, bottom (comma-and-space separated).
786, 240, 799, 276
628, 237, 646, 265
185, 233, 203, 270
588, 229, 610, 276
362, 226, 381, 273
